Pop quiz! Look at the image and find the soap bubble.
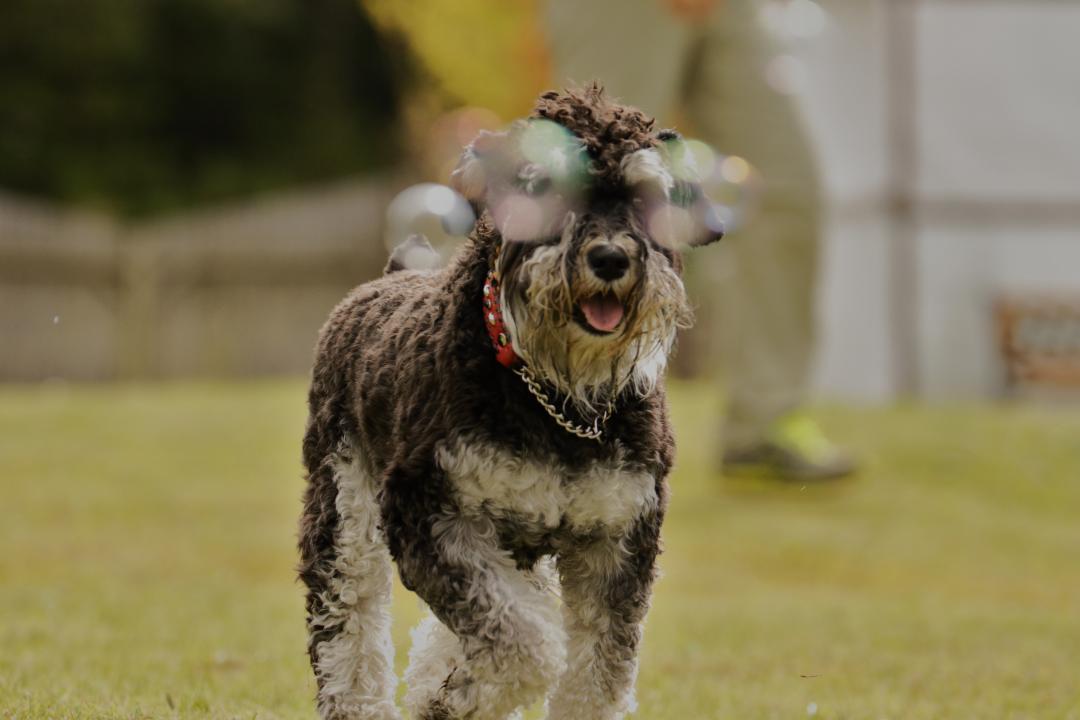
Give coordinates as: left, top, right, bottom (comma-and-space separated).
490, 190, 577, 243
384, 183, 475, 266
518, 119, 587, 186
701, 153, 762, 233
510, 119, 590, 209
766, 54, 809, 95
661, 136, 763, 239
430, 106, 504, 184
761, 0, 828, 40
645, 204, 700, 249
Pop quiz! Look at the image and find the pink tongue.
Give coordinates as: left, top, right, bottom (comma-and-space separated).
580, 294, 625, 332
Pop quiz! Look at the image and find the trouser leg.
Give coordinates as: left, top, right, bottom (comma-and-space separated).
543, 0, 690, 119
684, 0, 823, 450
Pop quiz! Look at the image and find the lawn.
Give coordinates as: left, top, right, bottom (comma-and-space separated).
1, 380, 1078, 719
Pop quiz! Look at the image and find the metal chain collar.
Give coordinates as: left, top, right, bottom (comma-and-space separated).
514, 365, 615, 442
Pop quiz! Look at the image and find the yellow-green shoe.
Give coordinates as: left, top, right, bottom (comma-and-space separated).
721, 412, 857, 482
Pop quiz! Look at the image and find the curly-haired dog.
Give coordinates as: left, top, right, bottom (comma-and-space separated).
299, 84, 722, 720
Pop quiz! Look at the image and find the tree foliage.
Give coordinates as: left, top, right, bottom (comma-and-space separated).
363, 0, 547, 120
0, 0, 405, 216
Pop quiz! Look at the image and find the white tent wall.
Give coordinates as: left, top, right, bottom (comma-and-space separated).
796, 0, 1080, 400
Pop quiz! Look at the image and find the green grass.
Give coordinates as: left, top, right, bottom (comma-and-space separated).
1, 380, 1079, 719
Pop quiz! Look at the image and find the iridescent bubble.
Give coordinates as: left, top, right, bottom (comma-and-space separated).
447, 107, 503, 147
683, 139, 717, 181
384, 183, 475, 266
720, 156, 752, 185
649, 137, 764, 244
390, 234, 442, 272
518, 119, 587, 186
701, 152, 762, 234
765, 54, 809, 95
788, 0, 827, 37
492, 193, 545, 242
646, 204, 699, 250
520, 119, 571, 165
423, 184, 457, 216
490, 190, 576, 243
430, 107, 504, 185
662, 136, 703, 182
761, 0, 828, 40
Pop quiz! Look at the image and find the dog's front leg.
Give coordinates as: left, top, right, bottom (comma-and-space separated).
547, 509, 663, 720
381, 465, 565, 720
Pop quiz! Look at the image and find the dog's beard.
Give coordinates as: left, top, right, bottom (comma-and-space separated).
503, 242, 693, 414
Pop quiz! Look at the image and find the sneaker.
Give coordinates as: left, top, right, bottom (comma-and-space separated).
721, 412, 857, 482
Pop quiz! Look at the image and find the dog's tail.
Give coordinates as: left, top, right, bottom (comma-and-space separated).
385, 233, 440, 275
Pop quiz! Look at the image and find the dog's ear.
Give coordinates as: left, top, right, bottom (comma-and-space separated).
450, 129, 510, 208
656, 129, 724, 247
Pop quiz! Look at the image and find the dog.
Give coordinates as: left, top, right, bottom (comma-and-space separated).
298, 83, 722, 720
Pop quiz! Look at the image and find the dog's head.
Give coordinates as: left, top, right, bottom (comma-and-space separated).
453, 84, 723, 410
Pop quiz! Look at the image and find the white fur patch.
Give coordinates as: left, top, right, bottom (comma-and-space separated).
404, 613, 463, 713
621, 148, 674, 196
629, 320, 677, 392
500, 282, 526, 365
437, 439, 658, 533
405, 515, 566, 719
547, 538, 645, 720
547, 622, 639, 720
311, 453, 401, 720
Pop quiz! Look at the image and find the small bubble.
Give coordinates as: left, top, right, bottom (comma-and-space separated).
517, 119, 587, 187
52, 315, 60, 325
720, 156, 752, 185
766, 54, 808, 95
448, 107, 502, 147
646, 204, 697, 249
662, 136, 701, 182
701, 150, 762, 234
683, 139, 717, 180
423, 185, 457, 216
384, 183, 475, 254
762, 0, 828, 40
430, 107, 504, 183
788, 0, 827, 37
492, 194, 546, 242
520, 119, 573, 166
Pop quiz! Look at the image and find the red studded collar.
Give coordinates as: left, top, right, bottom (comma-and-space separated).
482, 248, 521, 369
482, 244, 615, 441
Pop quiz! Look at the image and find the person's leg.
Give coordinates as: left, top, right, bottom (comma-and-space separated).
685, 0, 852, 478
543, 0, 691, 120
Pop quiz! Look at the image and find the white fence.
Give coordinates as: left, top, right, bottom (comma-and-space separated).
0, 181, 393, 381
803, 0, 1080, 399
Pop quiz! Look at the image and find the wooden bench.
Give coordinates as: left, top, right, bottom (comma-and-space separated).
996, 296, 1080, 391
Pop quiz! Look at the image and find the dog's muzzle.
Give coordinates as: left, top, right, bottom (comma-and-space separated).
586, 244, 630, 282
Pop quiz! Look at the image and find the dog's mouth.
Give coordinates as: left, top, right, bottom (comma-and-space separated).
575, 292, 625, 335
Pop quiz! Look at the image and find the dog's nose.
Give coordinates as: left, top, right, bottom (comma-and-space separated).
586, 244, 630, 282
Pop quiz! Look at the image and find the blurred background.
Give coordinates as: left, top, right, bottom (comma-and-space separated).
2, 1, 1079, 718
2, 0, 1080, 397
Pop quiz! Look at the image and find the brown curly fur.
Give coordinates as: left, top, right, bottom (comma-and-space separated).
531, 82, 659, 188
298, 85, 719, 720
